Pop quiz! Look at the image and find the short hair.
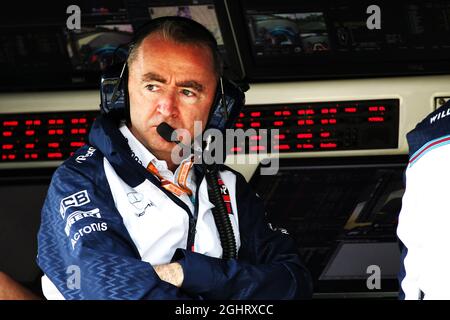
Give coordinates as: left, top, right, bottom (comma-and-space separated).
127, 16, 222, 77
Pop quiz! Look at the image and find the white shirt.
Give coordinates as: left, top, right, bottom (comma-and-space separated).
119, 124, 197, 210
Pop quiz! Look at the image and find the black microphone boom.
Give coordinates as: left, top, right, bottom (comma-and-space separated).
156, 122, 178, 143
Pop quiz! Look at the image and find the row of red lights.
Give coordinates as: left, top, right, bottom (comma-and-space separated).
2, 141, 86, 150
240, 106, 386, 118
369, 106, 386, 112
1, 152, 64, 160
2, 128, 88, 136
230, 142, 338, 152
2, 118, 88, 127
235, 116, 384, 128
48, 119, 65, 125
223, 132, 332, 142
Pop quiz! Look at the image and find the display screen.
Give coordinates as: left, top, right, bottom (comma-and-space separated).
250, 156, 406, 294
65, 0, 133, 73
0, 0, 244, 90
66, 24, 133, 72
233, 0, 450, 80
0, 0, 133, 90
247, 12, 330, 56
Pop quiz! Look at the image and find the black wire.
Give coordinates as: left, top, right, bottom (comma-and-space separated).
204, 164, 237, 260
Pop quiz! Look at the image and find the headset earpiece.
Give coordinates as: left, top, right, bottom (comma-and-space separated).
99, 62, 130, 123
205, 77, 246, 134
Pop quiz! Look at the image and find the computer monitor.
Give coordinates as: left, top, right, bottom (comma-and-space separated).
250, 155, 406, 297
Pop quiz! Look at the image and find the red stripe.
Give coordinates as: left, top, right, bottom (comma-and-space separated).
225, 203, 232, 214
410, 136, 450, 163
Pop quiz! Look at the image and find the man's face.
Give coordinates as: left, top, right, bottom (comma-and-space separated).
127, 34, 217, 158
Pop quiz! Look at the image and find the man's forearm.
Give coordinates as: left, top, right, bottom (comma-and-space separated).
153, 262, 184, 288
0, 272, 40, 300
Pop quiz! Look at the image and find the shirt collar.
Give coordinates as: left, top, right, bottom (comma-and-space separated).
119, 123, 156, 169
119, 123, 192, 173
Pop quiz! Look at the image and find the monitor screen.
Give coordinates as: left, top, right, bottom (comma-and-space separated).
65, 0, 133, 73
230, 0, 450, 80
0, 1, 133, 90
247, 11, 330, 56
250, 156, 406, 295
66, 23, 134, 72
320, 242, 401, 280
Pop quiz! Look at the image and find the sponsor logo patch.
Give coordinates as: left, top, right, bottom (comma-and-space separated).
71, 222, 108, 249
64, 208, 101, 236
75, 146, 96, 163
60, 190, 90, 219
127, 191, 154, 217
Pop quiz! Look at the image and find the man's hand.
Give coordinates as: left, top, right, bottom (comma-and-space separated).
153, 262, 184, 288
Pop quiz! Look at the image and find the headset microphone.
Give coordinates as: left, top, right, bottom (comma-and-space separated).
156, 122, 179, 144
156, 122, 198, 152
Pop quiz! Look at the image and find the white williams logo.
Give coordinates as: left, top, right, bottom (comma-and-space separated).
60, 190, 90, 219
430, 107, 450, 124
127, 191, 154, 217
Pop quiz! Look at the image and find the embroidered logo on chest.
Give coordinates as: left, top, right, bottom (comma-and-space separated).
127, 191, 155, 217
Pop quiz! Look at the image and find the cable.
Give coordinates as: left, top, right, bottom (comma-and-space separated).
204, 164, 237, 260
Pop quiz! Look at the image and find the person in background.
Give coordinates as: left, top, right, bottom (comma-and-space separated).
398, 100, 450, 299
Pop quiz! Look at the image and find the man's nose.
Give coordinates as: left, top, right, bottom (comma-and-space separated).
156, 90, 178, 118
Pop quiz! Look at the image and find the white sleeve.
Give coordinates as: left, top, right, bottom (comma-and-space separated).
41, 275, 65, 300
397, 144, 450, 299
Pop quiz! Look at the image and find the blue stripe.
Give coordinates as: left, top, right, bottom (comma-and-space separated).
409, 135, 450, 167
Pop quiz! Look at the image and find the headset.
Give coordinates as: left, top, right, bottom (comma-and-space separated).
99, 16, 248, 260
99, 17, 247, 135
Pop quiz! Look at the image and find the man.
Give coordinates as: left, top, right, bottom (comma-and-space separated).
37, 16, 312, 300
397, 100, 450, 299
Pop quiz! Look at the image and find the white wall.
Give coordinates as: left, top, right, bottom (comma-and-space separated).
1, 74, 449, 178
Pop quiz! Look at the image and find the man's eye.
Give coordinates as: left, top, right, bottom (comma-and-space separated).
145, 84, 157, 91
181, 89, 195, 97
